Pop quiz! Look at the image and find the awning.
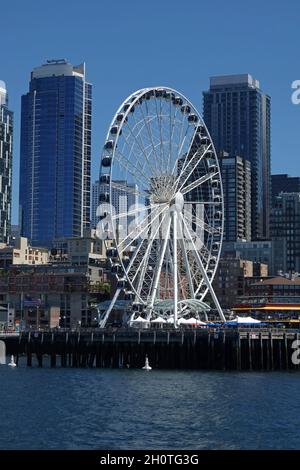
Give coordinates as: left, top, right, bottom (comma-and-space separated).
233, 304, 300, 311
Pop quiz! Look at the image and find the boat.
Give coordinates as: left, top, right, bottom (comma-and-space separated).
8, 355, 16, 367
142, 355, 152, 370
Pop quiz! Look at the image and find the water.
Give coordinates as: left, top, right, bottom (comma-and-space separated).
1, 357, 300, 450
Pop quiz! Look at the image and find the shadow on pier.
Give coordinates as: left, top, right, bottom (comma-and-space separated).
1, 328, 300, 371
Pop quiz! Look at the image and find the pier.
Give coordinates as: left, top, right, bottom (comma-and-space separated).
1, 328, 300, 371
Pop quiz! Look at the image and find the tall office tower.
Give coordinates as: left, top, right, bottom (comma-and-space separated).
93, 179, 138, 235
271, 174, 300, 205
0, 81, 13, 244
203, 74, 271, 240
270, 193, 300, 273
19, 59, 92, 247
219, 152, 251, 242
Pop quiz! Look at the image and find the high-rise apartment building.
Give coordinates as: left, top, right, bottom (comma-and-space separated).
0, 81, 13, 244
270, 193, 300, 273
219, 151, 251, 242
203, 74, 271, 240
19, 59, 92, 247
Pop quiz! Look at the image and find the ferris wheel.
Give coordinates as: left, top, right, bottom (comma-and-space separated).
97, 87, 225, 326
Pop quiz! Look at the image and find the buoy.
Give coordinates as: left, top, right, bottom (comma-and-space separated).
142, 355, 152, 370
8, 355, 16, 367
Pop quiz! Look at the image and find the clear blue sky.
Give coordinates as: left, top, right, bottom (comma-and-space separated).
2, 0, 300, 224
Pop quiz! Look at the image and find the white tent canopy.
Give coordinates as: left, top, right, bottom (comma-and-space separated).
130, 316, 149, 323
178, 317, 207, 325
151, 316, 167, 323
233, 316, 261, 324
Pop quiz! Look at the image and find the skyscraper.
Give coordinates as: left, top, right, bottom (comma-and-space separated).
203, 74, 271, 241
19, 59, 92, 247
270, 192, 300, 274
219, 151, 251, 242
0, 81, 13, 244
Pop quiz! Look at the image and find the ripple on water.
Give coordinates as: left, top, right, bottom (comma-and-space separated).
0, 360, 300, 449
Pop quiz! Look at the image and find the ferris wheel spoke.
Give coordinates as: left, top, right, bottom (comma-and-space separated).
170, 116, 190, 177
172, 110, 202, 181
123, 114, 161, 178
114, 148, 152, 188
139, 101, 164, 174
154, 96, 167, 173
125, 237, 147, 275
167, 97, 175, 174
175, 144, 212, 192
118, 204, 168, 255
183, 224, 210, 267
183, 208, 220, 236
181, 171, 216, 195
117, 205, 160, 252
116, 131, 154, 183
110, 181, 149, 200
118, 205, 166, 254
111, 203, 157, 221
180, 213, 225, 321
133, 211, 169, 292
148, 215, 172, 308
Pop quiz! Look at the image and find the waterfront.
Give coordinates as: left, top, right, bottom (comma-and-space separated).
1, 358, 300, 450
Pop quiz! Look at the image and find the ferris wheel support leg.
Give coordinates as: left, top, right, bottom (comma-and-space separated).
99, 288, 122, 328
180, 214, 226, 323
147, 216, 172, 319
179, 237, 195, 299
173, 210, 178, 329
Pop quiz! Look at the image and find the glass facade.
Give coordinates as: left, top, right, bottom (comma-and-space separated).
19, 60, 92, 248
203, 74, 271, 241
0, 82, 13, 243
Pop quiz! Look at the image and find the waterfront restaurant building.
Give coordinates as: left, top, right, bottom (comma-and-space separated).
233, 275, 300, 319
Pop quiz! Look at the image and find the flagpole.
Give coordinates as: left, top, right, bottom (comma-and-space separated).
21, 291, 24, 331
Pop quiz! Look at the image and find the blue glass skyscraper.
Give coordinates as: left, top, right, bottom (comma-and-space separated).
19, 59, 92, 247
0, 81, 13, 244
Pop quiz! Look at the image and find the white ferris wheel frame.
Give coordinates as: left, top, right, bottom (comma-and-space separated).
98, 86, 225, 327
